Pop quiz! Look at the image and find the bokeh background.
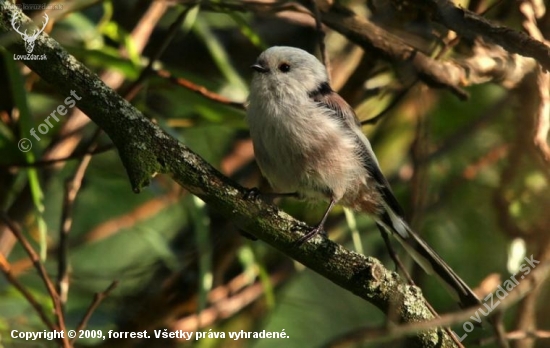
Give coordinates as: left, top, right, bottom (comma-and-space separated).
1, 0, 549, 347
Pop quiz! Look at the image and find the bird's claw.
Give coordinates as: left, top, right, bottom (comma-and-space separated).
295, 225, 327, 245
244, 188, 261, 201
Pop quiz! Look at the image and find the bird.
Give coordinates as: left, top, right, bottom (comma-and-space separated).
245, 46, 480, 308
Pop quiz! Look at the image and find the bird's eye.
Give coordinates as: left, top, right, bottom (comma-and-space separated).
278, 63, 290, 73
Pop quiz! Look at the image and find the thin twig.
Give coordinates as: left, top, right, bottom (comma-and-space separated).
533, 66, 550, 162
57, 139, 98, 306
1, 144, 113, 169
378, 228, 414, 283
71, 281, 119, 344
124, 6, 192, 100
491, 310, 510, 348
423, 95, 508, 164
495, 330, 550, 341
361, 81, 417, 125
156, 69, 246, 109
311, 0, 329, 81
172, 270, 286, 332
519, 0, 550, 165
124, 5, 245, 114
0, 253, 56, 331
0, 213, 70, 348
478, 329, 550, 345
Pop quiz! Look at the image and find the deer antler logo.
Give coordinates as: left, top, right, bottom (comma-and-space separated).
11, 13, 49, 54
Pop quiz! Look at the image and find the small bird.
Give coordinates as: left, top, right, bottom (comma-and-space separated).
246, 46, 480, 308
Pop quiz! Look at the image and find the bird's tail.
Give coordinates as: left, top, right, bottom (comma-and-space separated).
375, 203, 481, 308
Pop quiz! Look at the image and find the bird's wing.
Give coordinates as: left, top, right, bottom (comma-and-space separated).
310, 89, 405, 218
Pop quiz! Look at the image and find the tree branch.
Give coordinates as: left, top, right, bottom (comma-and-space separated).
425, 0, 550, 71
197, 0, 539, 98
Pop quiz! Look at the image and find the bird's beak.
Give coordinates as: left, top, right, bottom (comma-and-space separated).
251, 63, 268, 73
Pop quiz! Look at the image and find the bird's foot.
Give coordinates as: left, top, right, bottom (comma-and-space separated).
295, 224, 327, 245
244, 187, 262, 201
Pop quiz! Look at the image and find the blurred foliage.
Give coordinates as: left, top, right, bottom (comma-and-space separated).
0, 0, 549, 347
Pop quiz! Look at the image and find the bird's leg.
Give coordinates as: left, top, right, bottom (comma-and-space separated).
296, 199, 336, 244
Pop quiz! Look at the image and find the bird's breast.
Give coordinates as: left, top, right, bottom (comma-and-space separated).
248, 96, 368, 202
